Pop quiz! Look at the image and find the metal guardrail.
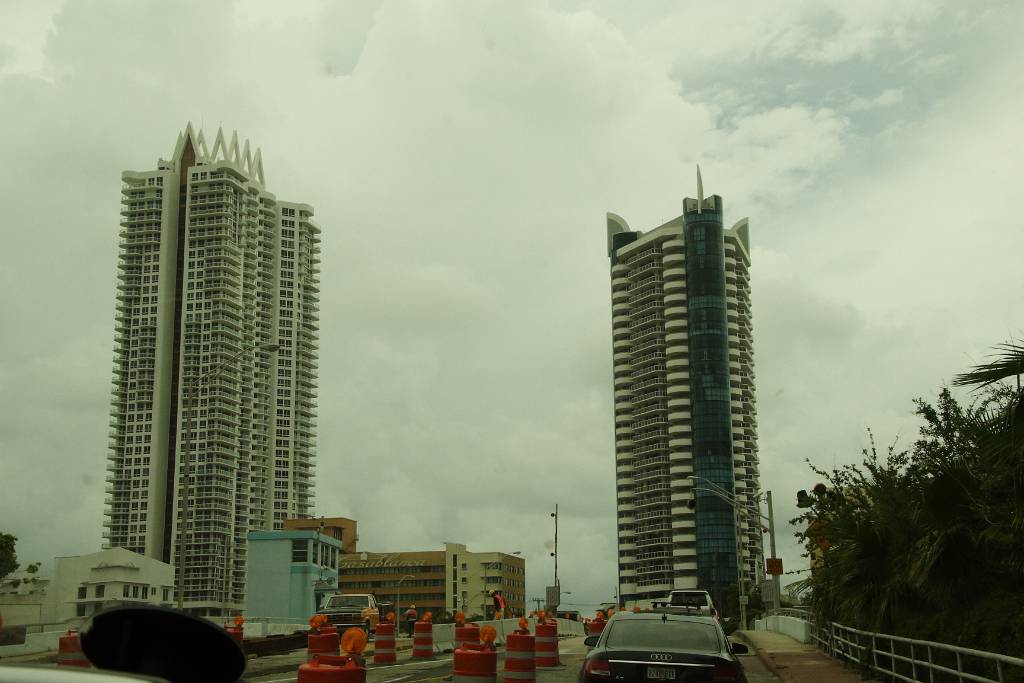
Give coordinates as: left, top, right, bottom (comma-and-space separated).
766, 611, 1024, 683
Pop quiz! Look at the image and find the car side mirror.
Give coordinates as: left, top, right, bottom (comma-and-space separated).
81, 606, 246, 683
730, 642, 749, 655
584, 635, 599, 647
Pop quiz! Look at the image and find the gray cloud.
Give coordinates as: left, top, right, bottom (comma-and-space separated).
1, 0, 1022, 612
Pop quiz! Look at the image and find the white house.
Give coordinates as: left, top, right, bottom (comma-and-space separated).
47, 548, 175, 622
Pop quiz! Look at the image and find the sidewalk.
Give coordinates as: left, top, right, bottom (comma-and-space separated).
735, 630, 864, 683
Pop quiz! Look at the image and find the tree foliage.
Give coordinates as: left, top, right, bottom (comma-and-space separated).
0, 533, 17, 580
792, 340, 1024, 656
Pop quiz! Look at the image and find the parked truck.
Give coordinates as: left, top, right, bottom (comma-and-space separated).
316, 593, 381, 634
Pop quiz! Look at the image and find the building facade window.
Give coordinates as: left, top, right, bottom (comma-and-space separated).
292, 540, 309, 563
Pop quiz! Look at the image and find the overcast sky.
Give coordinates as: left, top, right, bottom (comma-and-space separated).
1, 0, 1022, 615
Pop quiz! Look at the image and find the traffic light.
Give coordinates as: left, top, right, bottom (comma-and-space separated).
813, 483, 828, 496
796, 490, 812, 508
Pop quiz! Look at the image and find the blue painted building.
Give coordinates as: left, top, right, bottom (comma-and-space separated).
245, 530, 342, 621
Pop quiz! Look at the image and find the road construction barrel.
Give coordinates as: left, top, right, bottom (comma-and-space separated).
373, 623, 396, 664
412, 621, 434, 659
298, 657, 366, 683
456, 624, 480, 650
308, 631, 341, 661
225, 626, 244, 645
503, 633, 535, 683
454, 644, 497, 683
534, 621, 559, 668
320, 624, 338, 636
57, 630, 91, 668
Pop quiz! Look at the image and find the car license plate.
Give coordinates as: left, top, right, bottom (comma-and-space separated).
647, 667, 676, 680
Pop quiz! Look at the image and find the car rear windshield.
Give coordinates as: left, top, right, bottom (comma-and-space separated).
605, 620, 721, 652
670, 592, 708, 607
326, 595, 369, 608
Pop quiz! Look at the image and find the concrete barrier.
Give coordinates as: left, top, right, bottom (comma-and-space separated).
754, 615, 811, 644
432, 623, 455, 653
0, 629, 63, 657
430, 618, 582, 652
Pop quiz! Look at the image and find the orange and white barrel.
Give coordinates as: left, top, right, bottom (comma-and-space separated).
297, 657, 366, 683
57, 630, 91, 668
412, 621, 433, 659
454, 644, 497, 683
225, 625, 244, 645
534, 621, 559, 668
374, 623, 396, 664
455, 624, 480, 651
503, 632, 535, 683
308, 631, 341, 662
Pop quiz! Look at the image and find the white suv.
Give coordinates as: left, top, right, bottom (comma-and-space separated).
652, 590, 718, 620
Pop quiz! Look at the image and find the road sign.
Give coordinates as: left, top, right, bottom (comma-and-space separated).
761, 579, 778, 604
545, 585, 560, 610
739, 595, 749, 606
766, 557, 783, 575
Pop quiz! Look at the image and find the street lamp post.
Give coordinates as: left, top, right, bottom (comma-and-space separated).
176, 341, 278, 611
550, 505, 559, 610
685, 476, 780, 625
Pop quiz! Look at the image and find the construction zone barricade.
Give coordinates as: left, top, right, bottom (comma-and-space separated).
455, 624, 481, 650
298, 657, 366, 683
503, 632, 535, 683
534, 621, 559, 668
373, 623, 396, 664
412, 621, 434, 659
453, 643, 497, 683
308, 631, 341, 661
56, 630, 91, 668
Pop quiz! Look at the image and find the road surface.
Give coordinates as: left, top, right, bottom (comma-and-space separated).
245, 636, 590, 683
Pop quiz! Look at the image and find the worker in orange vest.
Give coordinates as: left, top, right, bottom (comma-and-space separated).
405, 605, 418, 638
489, 590, 506, 620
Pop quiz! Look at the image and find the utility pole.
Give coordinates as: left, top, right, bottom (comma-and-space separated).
549, 504, 560, 611
551, 504, 559, 588
531, 597, 545, 613
766, 490, 781, 611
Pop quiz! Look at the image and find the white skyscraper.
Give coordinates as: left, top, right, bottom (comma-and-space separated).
607, 171, 762, 608
104, 123, 320, 615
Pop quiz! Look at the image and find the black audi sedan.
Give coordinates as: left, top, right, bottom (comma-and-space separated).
579, 611, 750, 683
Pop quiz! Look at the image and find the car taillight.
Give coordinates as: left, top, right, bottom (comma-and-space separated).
712, 663, 740, 683
585, 658, 611, 678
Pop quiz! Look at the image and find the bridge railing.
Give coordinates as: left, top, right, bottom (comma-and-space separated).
763, 611, 1024, 683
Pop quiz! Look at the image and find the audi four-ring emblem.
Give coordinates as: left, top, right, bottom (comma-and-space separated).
650, 654, 672, 661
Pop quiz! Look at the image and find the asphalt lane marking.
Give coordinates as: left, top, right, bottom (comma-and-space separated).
384, 676, 411, 682
374, 657, 453, 669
